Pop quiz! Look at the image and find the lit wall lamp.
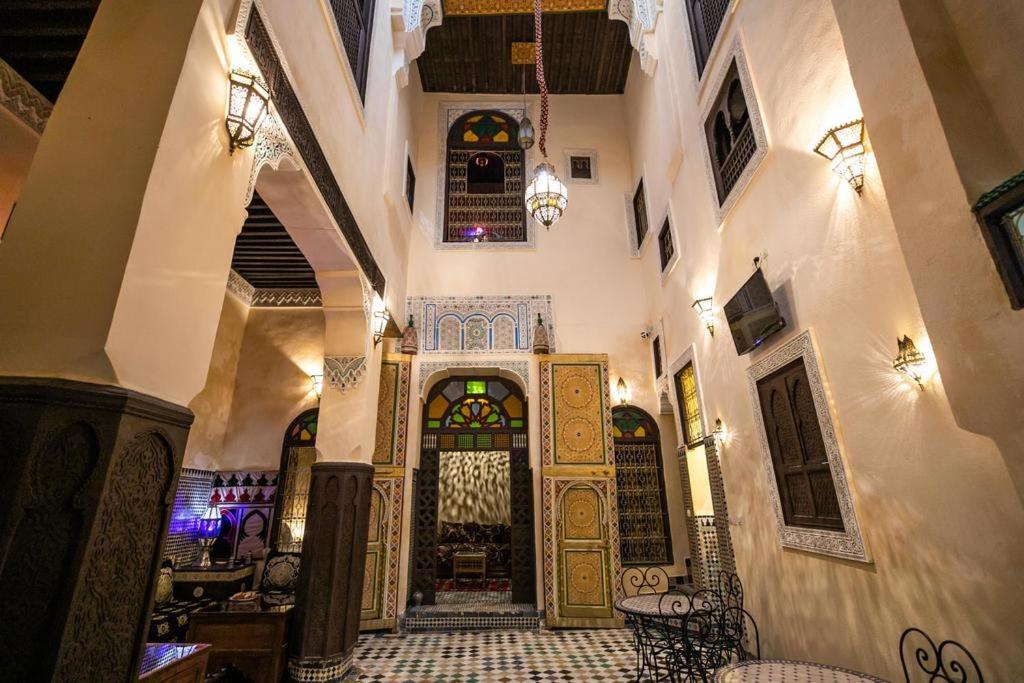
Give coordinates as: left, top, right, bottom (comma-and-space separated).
692, 298, 715, 337
712, 418, 728, 447
615, 377, 631, 406
195, 505, 222, 568
372, 308, 392, 346
814, 119, 866, 194
226, 69, 271, 154
893, 335, 932, 390
310, 373, 324, 401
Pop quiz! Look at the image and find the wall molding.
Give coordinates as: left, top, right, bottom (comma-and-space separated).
325, 356, 368, 392
416, 359, 530, 395
0, 57, 51, 135
227, 270, 322, 308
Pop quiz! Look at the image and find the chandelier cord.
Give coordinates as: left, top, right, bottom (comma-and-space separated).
533, 0, 549, 159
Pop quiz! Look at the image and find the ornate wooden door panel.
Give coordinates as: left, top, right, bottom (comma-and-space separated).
510, 448, 536, 604
361, 487, 385, 621
539, 355, 623, 628
411, 446, 439, 605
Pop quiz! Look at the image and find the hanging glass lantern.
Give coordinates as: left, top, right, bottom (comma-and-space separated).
225, 69, 271, 154
525, 162, 568, 228
519, 116, 535, 150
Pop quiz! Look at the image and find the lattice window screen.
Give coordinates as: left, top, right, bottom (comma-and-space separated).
615, 443, 671, 565
276, 446, 316, 553
330, 0, 375, 100
677, 362, 705, 448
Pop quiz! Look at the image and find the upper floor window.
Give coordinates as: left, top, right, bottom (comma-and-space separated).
974, 172, 1024, 309
444, 111, 526, 243
633, 179, 649, 248
658, 217, 675, 272
705, 59, 756, 207
405, 155, 416, 212
675, 362, 704, 449
331, 0, 376, 101
685, 0, 730, 77
652, 336, 664, 379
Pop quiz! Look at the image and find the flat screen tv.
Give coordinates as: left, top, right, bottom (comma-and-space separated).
724, 269, 786, 355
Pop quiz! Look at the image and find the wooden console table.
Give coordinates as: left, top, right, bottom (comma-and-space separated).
188, 602, 292, 683
139, 643, 210, 682
453, 551, 487, 581
174, 562, 255, 601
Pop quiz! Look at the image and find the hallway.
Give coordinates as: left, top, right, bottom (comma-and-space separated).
351, 629, 636, 682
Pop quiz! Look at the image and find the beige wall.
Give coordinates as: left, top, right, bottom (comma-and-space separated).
183, 291, 250, 469
623, 0, 1024, 678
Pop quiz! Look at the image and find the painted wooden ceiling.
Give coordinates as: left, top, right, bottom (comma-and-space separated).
0, 0, 101, 103
417, 11, 633, 94
233, 193, 319, 290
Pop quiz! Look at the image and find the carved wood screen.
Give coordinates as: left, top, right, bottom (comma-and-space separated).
362, 355, 410, 631
540, 355, 623, 628
411, 376, 533, 606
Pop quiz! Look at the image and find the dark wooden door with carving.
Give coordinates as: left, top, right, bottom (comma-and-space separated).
756, 358, 844, 531
510, 448, 536, 604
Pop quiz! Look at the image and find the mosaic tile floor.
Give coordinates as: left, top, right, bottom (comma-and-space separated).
351, 629, 638, 682
436, 590, 512, 606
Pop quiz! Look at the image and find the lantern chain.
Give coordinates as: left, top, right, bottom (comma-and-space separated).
533, 0, 549, 160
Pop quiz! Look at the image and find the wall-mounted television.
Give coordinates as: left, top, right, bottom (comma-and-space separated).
724, 269, 786, 355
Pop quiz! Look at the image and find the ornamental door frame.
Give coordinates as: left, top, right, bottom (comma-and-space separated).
410, 374, 536, 606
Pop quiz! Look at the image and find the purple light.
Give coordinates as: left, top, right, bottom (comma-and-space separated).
197, 506, 222, 540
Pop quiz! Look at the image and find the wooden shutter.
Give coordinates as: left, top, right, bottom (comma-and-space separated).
675, 363, 704, 448
685, 0, 731, 77
330, 0, 376, 100
756, 358, 844, 531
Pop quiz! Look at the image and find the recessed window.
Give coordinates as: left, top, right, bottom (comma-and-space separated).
613, 406, 673, 565
331, 0, 377, 101
405, 156, 416, 212
685, 0, 731, 78
755, 357, 844, 531
652, 336, 663, 379
674, 362, 704, 449
704, 60, 756, 207
443, 110, 526, 243
658, 218, 675, 271
632, 180, 649, 247
570, 156, 592, 180
974, 174, 1024, 309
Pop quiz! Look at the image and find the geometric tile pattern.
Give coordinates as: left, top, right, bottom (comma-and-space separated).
164, 468, 216, 567
351, 629, 637, 681
407, 295, 554, 354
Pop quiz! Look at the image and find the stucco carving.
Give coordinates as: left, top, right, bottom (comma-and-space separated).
746, 330, 869, 563
0, 57, 51, 135
408, 295, 554, 354
608, 0, 661, 76
417, 360, 530, 395
393, 0, 443, 87
227, 270, 322, 308
325, 356, 368, 392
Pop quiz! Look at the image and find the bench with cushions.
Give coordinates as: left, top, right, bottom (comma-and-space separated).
437, 521, 511, 579
149, 561, 215, 642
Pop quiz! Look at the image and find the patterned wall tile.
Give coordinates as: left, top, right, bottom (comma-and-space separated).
164, 468, 216, 567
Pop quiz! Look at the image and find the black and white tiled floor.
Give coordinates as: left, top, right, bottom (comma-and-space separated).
351, 629, 638, 682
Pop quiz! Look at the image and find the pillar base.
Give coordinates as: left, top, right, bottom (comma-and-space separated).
0, 377, 192, 682
289, 461, 374, 683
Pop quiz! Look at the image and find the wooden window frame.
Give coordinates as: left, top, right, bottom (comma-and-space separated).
658, 217, 675, 272
652, 335, 664, 379
632, 179, 649, 248
746, 330, 868, 562
684, 0, 732, 78
973, 172, 1024, 309
405, 155, 416, 213
704, 60, 755, 207
330, 0, 377, 102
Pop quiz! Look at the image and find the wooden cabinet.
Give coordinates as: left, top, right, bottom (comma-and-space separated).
139, 643, 210, 682
187, 604, 292, 683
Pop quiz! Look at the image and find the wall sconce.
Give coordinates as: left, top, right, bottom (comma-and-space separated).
615, 377, 631, 406
713, 418, 727, 447
893, 335, 931, 389
814, 119, 866, 194
692, 298, 715, 336
310, 373, 324, 400
372, 308, 392, 346
226, 69, 271, 154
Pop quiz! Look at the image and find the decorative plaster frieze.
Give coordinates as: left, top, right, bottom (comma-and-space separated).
746, 330, 870, 563
393, 0, 443, 87
417, 359, 530, 395
227, 269, 256, 306
407, 295, 554, 354
244, 116, 300, 207
608, 0, 661, 76
227, 270, 322, 308
325, 355, 368, 392
434, 101, 535, 250
0, 57, 52, 135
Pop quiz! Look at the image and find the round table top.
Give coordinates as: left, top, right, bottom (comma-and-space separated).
714, 660, 886, 682
614, 593, 691, 617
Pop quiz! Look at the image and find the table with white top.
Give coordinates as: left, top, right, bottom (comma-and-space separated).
714, 659, 887, 682
614, 593, 694, 618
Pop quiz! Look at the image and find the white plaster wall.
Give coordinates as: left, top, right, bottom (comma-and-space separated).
623, 0, 1024, 678
0, 108, 38, 240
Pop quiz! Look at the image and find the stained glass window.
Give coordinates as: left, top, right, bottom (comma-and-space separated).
612, 406, 658, 440
287, 409, 318, 444
466, 380, 487, 395
424, 377, 526, 436
460, 113, 513, 145
676, 362, 704, 448
445, 397, 507, 429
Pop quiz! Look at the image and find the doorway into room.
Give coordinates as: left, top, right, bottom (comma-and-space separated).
410, 376, 536, 618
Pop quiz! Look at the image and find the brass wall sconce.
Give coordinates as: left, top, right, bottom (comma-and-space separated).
814, 119, 866, 194
713, 418, 726, 446
615, 377, 631, 406
893, 335, 930, 389
310, 373, 324, 400
372, 308, 392, 346
692, 298, 715, 336
226, 69, 271, 154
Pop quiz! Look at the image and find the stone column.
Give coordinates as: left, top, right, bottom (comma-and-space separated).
0, 1, 257, 680
288, 462, 374, 682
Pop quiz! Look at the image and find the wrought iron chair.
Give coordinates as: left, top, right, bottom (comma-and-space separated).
619, 566, 671, 681
672, 585, 760, 682
899, 627, 985, 682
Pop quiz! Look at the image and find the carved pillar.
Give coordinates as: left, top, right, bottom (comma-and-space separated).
675, 446, 704, 587
289, 462, 374, 682
0, 378, 192, 682
702, 437, 736, 576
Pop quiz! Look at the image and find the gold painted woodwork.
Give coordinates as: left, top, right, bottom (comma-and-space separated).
361, 488, 385, 620
511, 42, 536, 64
542, 465, 615, 478
373, 466, 406, 479
552, 364, 607, 464
373, 361, 400, 464
562, 549, 609, 608
562, 486, 602, 540
445, 0, 606, 14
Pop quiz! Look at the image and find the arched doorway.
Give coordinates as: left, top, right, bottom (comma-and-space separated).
271, 408, 318, 553
410, 376, 535, 606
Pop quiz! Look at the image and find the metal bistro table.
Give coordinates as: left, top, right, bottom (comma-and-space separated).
715, 659, 887, 682
615, 593, 693, 618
